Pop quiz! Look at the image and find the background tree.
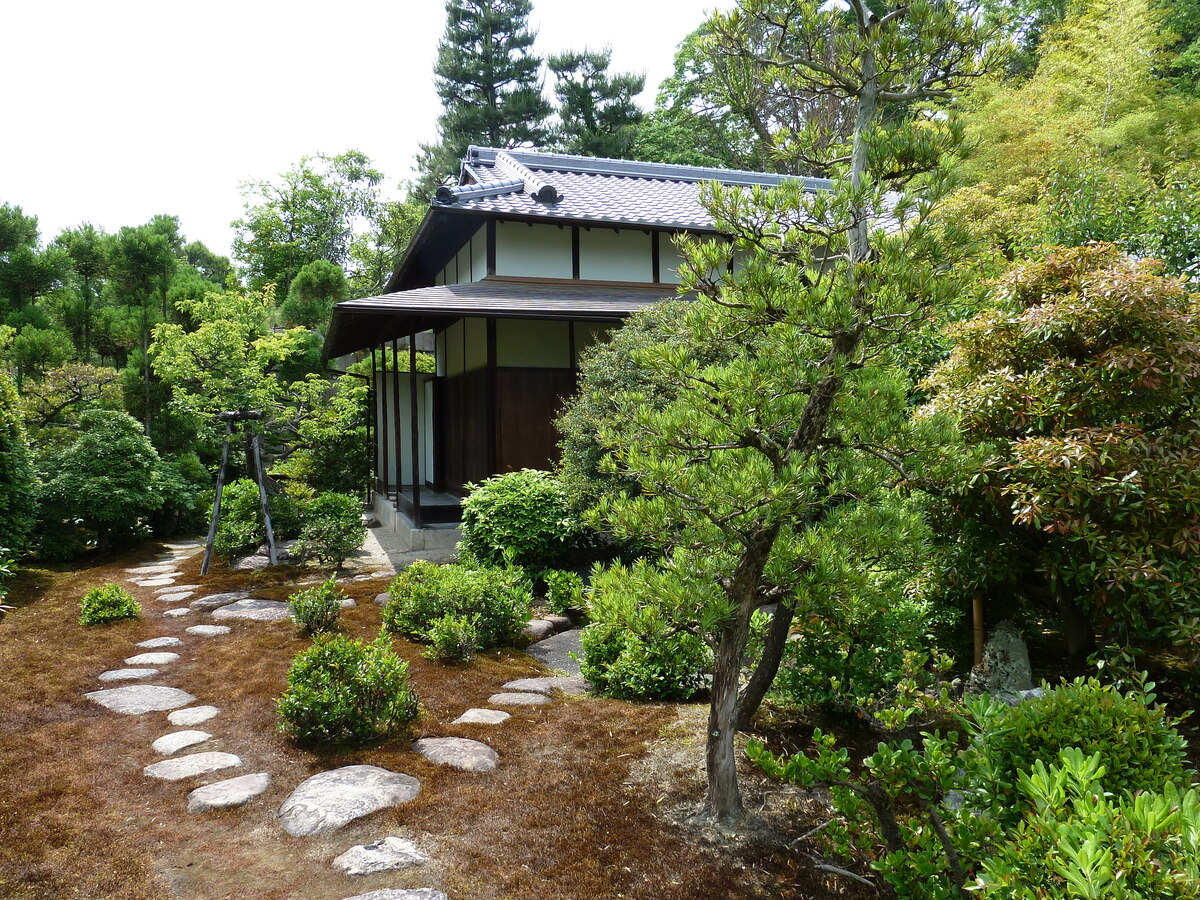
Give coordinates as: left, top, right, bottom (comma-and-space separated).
0, 371, 37, 560
548, 48, 645, 158
52, 224, 109, 359
280, 259, 347, 330
347, 198, 424, 297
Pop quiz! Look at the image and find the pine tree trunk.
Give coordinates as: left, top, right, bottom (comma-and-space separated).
736, 600, 795, 730
707, 606, 751, 823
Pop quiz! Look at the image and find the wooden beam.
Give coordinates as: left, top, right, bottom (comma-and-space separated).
486, 219, 496, 276
651, 231, 661, 283
378, 343, 389, 496
486, 317, 497, 474
572, 226, 580, 280
409, 330, 422, 528
391, 339, 403, 510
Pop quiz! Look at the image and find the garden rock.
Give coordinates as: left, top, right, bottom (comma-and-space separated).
340, 891, 447, 900
502, 676, 587, 696
186, 624, 231, 637
278, 765, 421, 837
413, 737, 498, 773
169, 705, 219, 726
374, 592, 390, 606
969, 620, 1034, 699
487, 692, 551, 707
190, 591, 248, 610
212, 598, 291, 622
340, 598, 357, 608
163, 608, 192, 617
451, 708, 510, 725
144, 751, 241, 781
125, 652, 180, 666
86, 685, 196, 714
157, 583, 201, 593
137, 637, 184, 649
544, 614, 573, 631
523, 619, 555, 640
332, 836, 430, 876
98, 668, 159, 681
156, 591, 195, 604
524, 628, 583, 675
152, 730, 211, 754
136, 577, 179, 587
187, 772, 271, 812
125, 564, 178, 575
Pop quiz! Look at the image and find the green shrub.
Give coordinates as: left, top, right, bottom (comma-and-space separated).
425, 613, 481, 663
79, 583, 140, 625
288, 576, 344, 636
544, 569, 584, 615
579, 622, 709, 701
293, 492, 364, 567
382, 560, 531, 649
0, 372, 36, 561
276, 633, 419, 744
212, 479, 307, 560
459, 469, 588, 571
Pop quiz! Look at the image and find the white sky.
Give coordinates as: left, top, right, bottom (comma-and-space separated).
0, 0, 718, 259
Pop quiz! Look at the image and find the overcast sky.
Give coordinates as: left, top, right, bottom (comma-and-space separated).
1, 0, 718, 259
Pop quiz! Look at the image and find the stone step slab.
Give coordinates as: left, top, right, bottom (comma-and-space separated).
186, 624, 231, 637
212, 598, 291, 622
125, 564, 179, 575
135, 577, 179, 587
125, 652, 180, 666
502, 676, 588, 696
144, 751, 242, 781
190, 592, 249, 611
86, 685, 196, 715
487, 692, 551, 707
413, 737, 497, 773
341, 890, 447, 900
187, 772, 271, 813
332, 836, 429, 876
136, 637, 184, 649
169, 705, 219, 726
278, 765, 420, 837
163, 608, 192, 618
98, 668, 159, 681
156, 583, 201, 593
451, 708, 510, 725
156, 591, 195, 604
152, 730, 212, 755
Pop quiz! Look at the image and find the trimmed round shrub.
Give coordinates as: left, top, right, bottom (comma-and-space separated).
544, 569, 584, 616
459, 469, 587, 571
276, 633, 418, 744
382, 560, 531, 649
579, 622, 710, 701
293, 492, 365, 568
288, 576, 344, 636
424, 613, 481, 663
79, 583, 140, 625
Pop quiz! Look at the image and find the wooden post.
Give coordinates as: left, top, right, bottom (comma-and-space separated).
200, 421, 233, 576
409, 329, 422, 528
391, 338, 403, 511
973, 590, 986, 667
251, 433, 277, 566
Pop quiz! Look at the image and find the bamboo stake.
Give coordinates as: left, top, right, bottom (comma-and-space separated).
200, 421, 233, 576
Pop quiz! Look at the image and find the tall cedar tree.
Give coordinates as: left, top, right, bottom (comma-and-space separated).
417, 0, 550, 196
548, 49, 645, 158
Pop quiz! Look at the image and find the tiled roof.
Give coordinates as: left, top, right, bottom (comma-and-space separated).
431, 146, 832, 231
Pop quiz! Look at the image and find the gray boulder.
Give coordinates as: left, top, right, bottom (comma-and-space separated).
502, 676, 587, 696
332, 836, 429, 875
969, 620, 1034, 700
278, 765, 421, 837
413, 737, 498, 773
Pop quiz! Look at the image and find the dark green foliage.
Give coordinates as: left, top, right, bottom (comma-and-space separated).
424, 613, 481, 663
548, 48, 645, 158
10, 325, 73, 377
279, 259, 346, 330
212, 479, 302, 560
382, 560, 531, 649
79, 583, 140, 625
459, 469, 589, 571
579, 622, 710, 701
276, 633, 419, 745
292, 492, 365, 568
0, 372, 36, 560
288, 576, 345, 636
543, 569, 584, 616
278, 374, 369, 495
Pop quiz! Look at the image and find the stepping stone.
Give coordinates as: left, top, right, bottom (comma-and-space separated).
487, 692, 551, 707
524, 628, 583, 676
86, 685, 196, 715
156, 591, 195, 604
156, 583, 201, 593
187, 772, 271, 813
124, 652, 180, 666
169, 705, 219, 726
152, 730, 211, 754
340, 598, 357, 609
135, 577, 178, 587
332, 836, 429, 876
164, 541, 201, 549
413, 737, 497, 773
186, 624, 230, 637
98, 668, 159, 681
544, 614, 573, 631
340, 890, 447, 900
190, 591, 248, 610
125, 564, 179, 575
137, 636, 184, 649
163, 608, 192, 618
452, 708, 510, 725
278, 765, 421, 837
502, 676, 588, 696
523, 619, 555, 640
144, 751, 241, 781
212, 598, 291, 622
374, 592, 391, 606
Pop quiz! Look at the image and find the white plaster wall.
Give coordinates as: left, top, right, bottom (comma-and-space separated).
472, 231, 488, 280
375, 372, 433, 486
660, 240, 686, 284
495, 221, 573, 278
497, 319, 570, 368
579, 228, 653, 282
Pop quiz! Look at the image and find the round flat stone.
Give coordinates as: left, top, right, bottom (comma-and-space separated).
156, 583, 201, 593
163, 608, 192, 618
190, 591, 248, 610
98, 668, 159, 681
86, 685, 196, 715
152, 730, 211, 754
278, 765, 421, 837
502, 676, 588, 696
156, 591, 195, 604
187, 772, 271, 812
137, 636, 184, 649
451, 708, 510, 725
212, 598, 291, 622
340, 890, 447, 900
413, 737, 497, 773
124, 652, 180, 666
169, 705, 219, 726
487, 692, 551, 707
332, 836, 429, 875
125, 564, 179, 575
164, 541, 201, 550
186, 624, 231, 637
144, 751, 242, 781
135, 576, 180, 587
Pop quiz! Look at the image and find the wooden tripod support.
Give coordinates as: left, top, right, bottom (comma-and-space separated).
200, 410, 276, 576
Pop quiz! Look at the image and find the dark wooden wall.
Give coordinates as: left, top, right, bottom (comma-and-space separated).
495, 368, 578, 473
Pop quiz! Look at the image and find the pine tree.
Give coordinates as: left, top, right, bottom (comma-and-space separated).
417, 0, 551, 196
548, 48, 645, 158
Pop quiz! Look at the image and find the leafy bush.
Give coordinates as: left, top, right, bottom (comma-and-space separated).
0, 372, 36, 561
292, 492, 365, 567
543, 569, 584, 615
212, 478, 303, 560
424, 613, 480, 663
288, 576, 344, 636
276, 633, 419, 744
79, 583, 140, 625
459, 469, 588, 571
382, 560, 531, 649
